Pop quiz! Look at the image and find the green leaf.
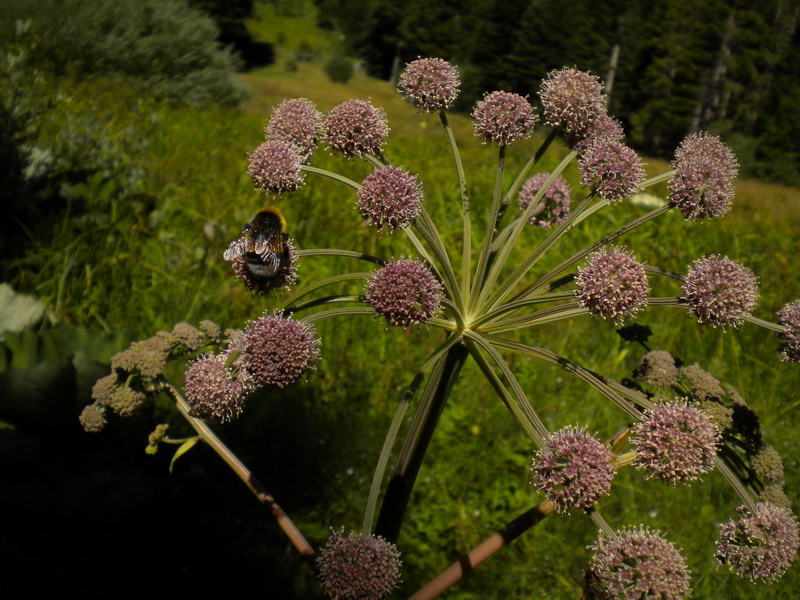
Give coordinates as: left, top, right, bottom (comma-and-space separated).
169, 437, 200, 474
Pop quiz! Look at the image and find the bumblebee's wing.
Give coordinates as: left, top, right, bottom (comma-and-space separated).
252, 229, 283, 261
223, 236, 249, 261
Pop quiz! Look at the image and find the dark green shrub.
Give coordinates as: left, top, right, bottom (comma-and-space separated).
0, 0, 246, 106
324, 55, 354, 84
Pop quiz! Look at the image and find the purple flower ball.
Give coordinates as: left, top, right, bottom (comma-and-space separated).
265, 98, 323, 162
716, 503, 800, 582
518, 172, 572, 228
323, 99, 389, 159
531, 425, 614, 513
357, 166, 422, 231
575, 246, 650, 323
237, 314, 321, 387
317, 529, 402, 600
681, 255, 758, 328
365, 259, 443, 328
539, 67, 606, 135
579, 139, 646, 202
634, 401, 720, 485
184, 353, 254, 422
777, 300, 800, 363
471, 91, 538, 146
669, 132, 738, 220
588, 527, 692, 600
231, 237, 298, 295
247, 139, 304, 194
635, 350, 679, 387
397, 57, 460, 113
568, 112, 625, 154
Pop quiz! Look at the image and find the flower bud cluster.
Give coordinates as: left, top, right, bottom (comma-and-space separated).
588, 527, 692, 599
317, 529, 402, 600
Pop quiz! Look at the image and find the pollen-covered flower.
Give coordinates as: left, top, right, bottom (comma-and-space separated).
634, 350, 678, 387
111, 338, 169, 380
184, 353, 253, 422
753, 445, 785, 482
237, 314, 321, 388
777, 300, 800, 363
79, 403, 107, 433
231, 237, 298, 295
265, 98, 323, 162
681, 363, 724, 400
575, 246, 650, 322
397, 57, 460, 113
579, 139, 645, 202
588, 527, 692, 600
471, 91, 538, 146
669, 132, 738, 220
539, 67, 606, 135
91, 373, 117, 404
760, 485, 793, 511
247, 139, 304, 194
323, 99, 389, 159
317, 529, 402, 600
531, 425, 614, 512
518, 172, 572, 228
104, 385, 145, 418
357, 166, 422, 231
365, 259, 443, 327
716, 503, 799, 582
568, 112, 624, 154
681, 255, 758, 328
171, 322, 205, 352
633, 401, 720, 485
199, 320, 222, 342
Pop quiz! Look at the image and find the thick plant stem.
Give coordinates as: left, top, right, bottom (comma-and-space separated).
300, 164, 361, 191
410, 501, 557, 600
374, 344, 469, 543
516, 203, 674, 301
439, 111, 472, 297
169, 386, 316, 566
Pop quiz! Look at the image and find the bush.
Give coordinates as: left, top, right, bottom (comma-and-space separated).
0, 0, 246, 106
324, 55, 354, 84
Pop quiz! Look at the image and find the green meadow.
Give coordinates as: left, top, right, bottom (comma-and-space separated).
5, 4, 800, 598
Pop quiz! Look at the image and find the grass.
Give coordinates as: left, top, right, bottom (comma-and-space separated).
10, 6, 800, 599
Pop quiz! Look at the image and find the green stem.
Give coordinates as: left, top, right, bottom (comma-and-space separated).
375, 344, 469, 543
470, 291, 577, 329
641, 170, 676, 188
362, 333, 462, 535
477, 151, 581, 312
285, 294, 364, 315
300, 306, 375, 324
415, 209, 462, 309
714, 456, 757, 511
296, 248, 386, 265
744, 315, 785, 333
485, 335, 647, 419
469, 145, 507, 312
481, 304, 588, 335
300, 165, 361, 191
439, 111, 472, 298
463, 331, 548, 445
168, 384, 317, 565
513, 203, 673, 304
282, 273, 370, 308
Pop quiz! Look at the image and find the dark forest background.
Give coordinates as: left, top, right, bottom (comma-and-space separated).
316, 0, 800, 186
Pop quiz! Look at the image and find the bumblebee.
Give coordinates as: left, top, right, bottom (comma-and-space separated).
223, 206, 292, 278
